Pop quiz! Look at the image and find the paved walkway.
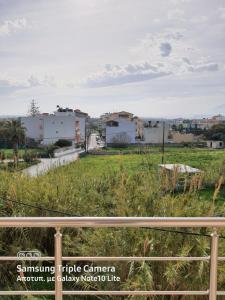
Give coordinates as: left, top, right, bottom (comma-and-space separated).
22, 134, 101, 177
22, 150, 84, 177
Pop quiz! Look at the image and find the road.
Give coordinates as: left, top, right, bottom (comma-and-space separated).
22, 134, 101, 177
22, 150, 84, 177
88, 133, 98, 150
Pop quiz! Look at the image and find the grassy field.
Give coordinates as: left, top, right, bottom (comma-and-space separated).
0, 147, 224, 297
0, 148, 46, 159
85, 147, 224, 170
0, 160, 40, 172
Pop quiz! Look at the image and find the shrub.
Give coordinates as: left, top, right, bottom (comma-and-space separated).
47, 145, 59, 157
23, 151, 36, 163
54, 139, 72, 148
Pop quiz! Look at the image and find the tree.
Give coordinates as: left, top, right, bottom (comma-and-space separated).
28, 99, 40, 116
2, 120, 25, 163
204, 123, 225, 141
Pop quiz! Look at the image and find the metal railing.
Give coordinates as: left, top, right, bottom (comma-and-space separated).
0, 217, 225, 299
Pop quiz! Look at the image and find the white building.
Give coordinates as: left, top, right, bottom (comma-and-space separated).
21, 107, 88, 145
143, 122, 169, 144
207, 140, 224, 149
105, 113, 136, 145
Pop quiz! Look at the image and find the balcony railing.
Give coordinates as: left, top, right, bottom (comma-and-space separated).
0, 217, 225, 299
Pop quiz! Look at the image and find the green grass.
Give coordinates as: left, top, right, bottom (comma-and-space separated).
84, 147, 224, 172
0, 160, 40, 172
0, 148, 46, 159
0, 147, 225, 295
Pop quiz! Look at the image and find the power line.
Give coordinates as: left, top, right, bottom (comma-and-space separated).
1, 198, 75, 217
1, 198, 225, 239
144, 227, 212, 238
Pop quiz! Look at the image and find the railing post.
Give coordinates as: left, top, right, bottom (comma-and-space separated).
209, 228, 219, 300
55, 227, 62, 300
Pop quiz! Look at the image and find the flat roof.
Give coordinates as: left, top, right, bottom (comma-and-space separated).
159, 164, 201, 174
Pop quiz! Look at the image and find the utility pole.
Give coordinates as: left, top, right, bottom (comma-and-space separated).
85, 119, 89, 153
161, 121, 165, 164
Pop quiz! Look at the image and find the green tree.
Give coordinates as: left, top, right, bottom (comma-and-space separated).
2, 120, 25, 163
28, 99, 40, 116
204, 123, 225, 141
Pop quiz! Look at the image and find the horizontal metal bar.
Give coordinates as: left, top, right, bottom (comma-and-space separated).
1, 256, 225, 261
0, 257, 55, 261
0, 291, 55, 295
63, 291, 209, 295
0, 290, 210, 296
0, 217, 225, 228
63, 256, 211, 261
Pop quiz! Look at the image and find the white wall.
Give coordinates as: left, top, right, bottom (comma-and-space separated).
42, 115, 76, 145
106, 119, 136, 144
21, 116, 44, 141
143, 126, 169, 144
207, 140, 224, 149
22, 112, 87, 146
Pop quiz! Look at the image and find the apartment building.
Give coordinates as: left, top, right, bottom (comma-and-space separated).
21, 107, 88, 145
104, 111, 137, 145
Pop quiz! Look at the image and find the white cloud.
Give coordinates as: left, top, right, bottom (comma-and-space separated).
170, 0, 192, 4
0, 0, 224, 117
0, 74, 56, 94
187, 62, 218, 72
218, 7, 225, 19
167, 9, 185, 21
0, 78, 27, 94
0, 18, 27, 36
82, 62, 171, 87
82, 58, 219, 88
190, 16, 208, 24
28, 75, 56, 87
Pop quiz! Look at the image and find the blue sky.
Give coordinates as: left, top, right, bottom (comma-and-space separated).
0, 0, 225, 117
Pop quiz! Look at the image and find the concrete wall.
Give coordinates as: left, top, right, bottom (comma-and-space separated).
172, 132, 195, 143
21, 116, 43, 141
207, 140, 224, 149
106, 119, 136, 144
143, 126, 169, 144
21, 112, 87, 146
42, 115, 76, 145
78, 116, 86, 142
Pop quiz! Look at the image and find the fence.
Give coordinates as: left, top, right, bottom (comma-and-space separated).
0, 217, 225, 299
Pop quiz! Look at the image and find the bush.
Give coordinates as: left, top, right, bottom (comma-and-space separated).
54, 139, 72, 148
47, 145, 59, 157
23, 151, 36, 163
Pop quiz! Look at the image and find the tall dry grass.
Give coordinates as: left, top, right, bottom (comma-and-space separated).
0, 154, 224, 298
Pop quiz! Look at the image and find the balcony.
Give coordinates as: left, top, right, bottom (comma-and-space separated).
0, 217, 225, 299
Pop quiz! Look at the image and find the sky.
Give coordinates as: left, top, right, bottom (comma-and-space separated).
0, 0, 225, 118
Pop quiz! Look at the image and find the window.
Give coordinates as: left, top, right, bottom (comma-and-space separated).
106, 120, 119, 127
